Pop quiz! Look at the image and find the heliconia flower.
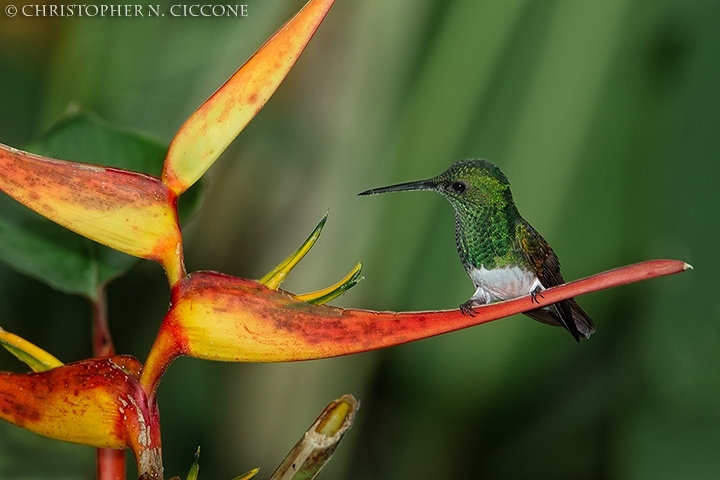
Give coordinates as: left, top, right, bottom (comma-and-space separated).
140, 259, 690, 395
259, 214, 328, 290
0, 355, 163, 479
161, 0, 337, 196
0, 0, 337, 290
295, 262, 363, 305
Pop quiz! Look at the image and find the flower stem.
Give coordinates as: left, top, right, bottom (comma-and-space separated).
97, 448, 126, 480
92, 287, 115, 358
92, 287, 125, 480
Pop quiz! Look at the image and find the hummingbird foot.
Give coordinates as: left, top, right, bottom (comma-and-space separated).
530, 286, 545, 304
459, 300, 477, 317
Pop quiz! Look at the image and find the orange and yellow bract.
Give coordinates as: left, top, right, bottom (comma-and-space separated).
140, 260, 689, 394
0, 145, 185, 285
161, 0, 336, 196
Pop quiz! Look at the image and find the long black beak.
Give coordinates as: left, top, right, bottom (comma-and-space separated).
358, 179, 436, 196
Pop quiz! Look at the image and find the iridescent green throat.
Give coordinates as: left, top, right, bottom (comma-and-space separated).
449, 197, 523, 271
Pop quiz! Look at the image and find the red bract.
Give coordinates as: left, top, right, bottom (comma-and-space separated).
0, 356, 163, 478
0, 145, 185, 284
140, 260, 689, 395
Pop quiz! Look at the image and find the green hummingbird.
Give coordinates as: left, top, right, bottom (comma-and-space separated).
359, 159, 595, 342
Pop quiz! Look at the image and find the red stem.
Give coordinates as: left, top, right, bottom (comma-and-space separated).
97, 448, 126, 480
92, 288, 126, 480
92, 288, 115, 358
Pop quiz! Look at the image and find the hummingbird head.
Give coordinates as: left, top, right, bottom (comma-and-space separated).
359, 159, 513, 213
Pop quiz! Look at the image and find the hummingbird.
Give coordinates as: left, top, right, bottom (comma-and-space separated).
359, 159, 595, 342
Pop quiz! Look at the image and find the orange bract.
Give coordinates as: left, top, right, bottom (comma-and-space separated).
140, 260, 690, 394
162, 0, 337, 195
0, 144, 185, 285
0, 356, 163, 477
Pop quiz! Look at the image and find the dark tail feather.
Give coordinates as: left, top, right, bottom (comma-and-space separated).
569, 299, 595, 339
524, 299, 595, 342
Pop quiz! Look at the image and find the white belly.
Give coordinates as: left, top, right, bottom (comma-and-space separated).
468, 265, 542, 304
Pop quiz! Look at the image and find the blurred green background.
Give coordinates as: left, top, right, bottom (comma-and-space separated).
0, 0, 718, 478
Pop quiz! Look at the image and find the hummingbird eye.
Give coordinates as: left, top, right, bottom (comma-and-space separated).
449, 181, 468, 194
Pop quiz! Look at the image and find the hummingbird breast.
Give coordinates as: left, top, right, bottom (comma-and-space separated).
467, 265, 542, 304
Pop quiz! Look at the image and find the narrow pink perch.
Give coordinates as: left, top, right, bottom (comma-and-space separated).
141, 259, 690, 394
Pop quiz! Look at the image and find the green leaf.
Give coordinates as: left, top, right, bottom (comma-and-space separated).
0, 107, 203, 299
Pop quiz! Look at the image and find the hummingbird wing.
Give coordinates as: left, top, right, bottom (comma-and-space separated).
514, 220, 565, 287
515, 220, 595, 341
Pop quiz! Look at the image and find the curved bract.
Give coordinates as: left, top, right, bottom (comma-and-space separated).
0, 356, 162, 477
140, 259, 690, 394
0, 144, 185, 285
161, 0, 337, 195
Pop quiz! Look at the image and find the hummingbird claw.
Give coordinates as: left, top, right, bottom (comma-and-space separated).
460, 301, 476, 317
530, 287, 544, 304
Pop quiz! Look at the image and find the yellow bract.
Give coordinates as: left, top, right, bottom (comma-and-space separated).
161, 0, 337, 195
32, 388, 123, 448
0, 145, 185, 285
